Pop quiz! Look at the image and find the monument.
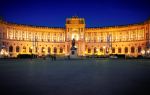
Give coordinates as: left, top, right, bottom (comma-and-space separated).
70, 38, 78, 59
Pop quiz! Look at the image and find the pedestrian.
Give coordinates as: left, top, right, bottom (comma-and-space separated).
54, 54, 56, 61
51, 55, 54, 61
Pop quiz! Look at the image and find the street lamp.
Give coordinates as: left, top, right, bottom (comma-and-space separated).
147, 49, 150, 56
141, 50, 145, 55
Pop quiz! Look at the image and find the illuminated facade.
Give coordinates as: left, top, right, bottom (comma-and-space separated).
0, 16, 150, 57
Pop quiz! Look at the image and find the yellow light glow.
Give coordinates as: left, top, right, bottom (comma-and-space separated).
72, 33, 79, 41
141, 50, 145, 55
103, 46, 106, 49
147, 50, 150, 54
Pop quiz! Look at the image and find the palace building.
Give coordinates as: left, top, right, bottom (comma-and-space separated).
0, 16, 150, 57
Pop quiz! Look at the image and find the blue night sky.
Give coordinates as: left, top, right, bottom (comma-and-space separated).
0, 0, 150, 27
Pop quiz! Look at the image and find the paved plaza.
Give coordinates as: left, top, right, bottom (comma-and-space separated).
0, 58, 150, 95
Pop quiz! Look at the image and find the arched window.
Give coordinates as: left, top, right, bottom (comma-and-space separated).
112, 47, 115, 53
54, 47, 57, 54
118, 47, 121, 53
125, 47, 128, 53
16, 46, 20, 52
9, 46, 13, 52
48, 47, 51, 53
106, 47, 109, 53
138, 46, 141, 53
88, 48, 91, 53
29, 47, 32, 53
100, 47, 103, 52
60, 48, 63, 53
131, 47, 135, 53
23, 46, 26, 53
42, 47, 45, 53
94, 47, 97, 54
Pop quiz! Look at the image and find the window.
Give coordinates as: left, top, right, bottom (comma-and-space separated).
16, 46, 20, 52
100, 47, 103, 52
42, 47, 45, 53
60, 48, 63, 53
125, 47, 128, 53
94, 47, 97, 54
23, 46, 26, 53
138, 46, 141, 53
118, 48, 121, 53
54, 47, 57, 54
112, 48, 115, 53
106, 47, 109, 53
29, 47, 32, 53
131, 47, 135, 53
88, 48, 91, 53
9, 46, 13, 52
48, 47, 51, 53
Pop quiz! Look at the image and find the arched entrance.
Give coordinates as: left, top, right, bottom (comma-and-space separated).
54, 47, 57, 54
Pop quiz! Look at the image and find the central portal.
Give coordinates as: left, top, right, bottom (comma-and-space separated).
71, 29, 79, 41
65, 16, 85, 56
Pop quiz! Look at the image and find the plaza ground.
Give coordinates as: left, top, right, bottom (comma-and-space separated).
0, 58, 150, 95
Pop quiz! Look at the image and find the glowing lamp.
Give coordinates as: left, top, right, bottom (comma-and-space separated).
147, 50, 150, 54
141, 50, 145, 55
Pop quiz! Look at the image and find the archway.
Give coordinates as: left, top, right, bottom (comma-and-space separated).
125, 47, 128, 54
138, 46, 141, 53
9, 46, 13, 52
60, 47, 63, 53
16, 46, 20, 52
48, 47, 51, 54
41, 47, 45, 53
131, 47, 135, 53
29, 47, 32, 53
118, 47, 121, 53
54, 47, 57, 54
23, 46, 26, 53
94, 47, 97, 54
88, 48, 91, 53
112, 47, 115, 53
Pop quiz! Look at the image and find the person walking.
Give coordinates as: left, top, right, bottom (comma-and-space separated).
54, 54, 56, 61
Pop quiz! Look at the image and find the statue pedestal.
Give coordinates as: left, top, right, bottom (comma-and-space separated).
70, 47, 78, 59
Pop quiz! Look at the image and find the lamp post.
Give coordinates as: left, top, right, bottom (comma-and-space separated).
141, 50, 145, 56
146, 49, 150, 56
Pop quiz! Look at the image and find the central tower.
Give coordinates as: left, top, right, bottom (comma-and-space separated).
65, 16, 86, 56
